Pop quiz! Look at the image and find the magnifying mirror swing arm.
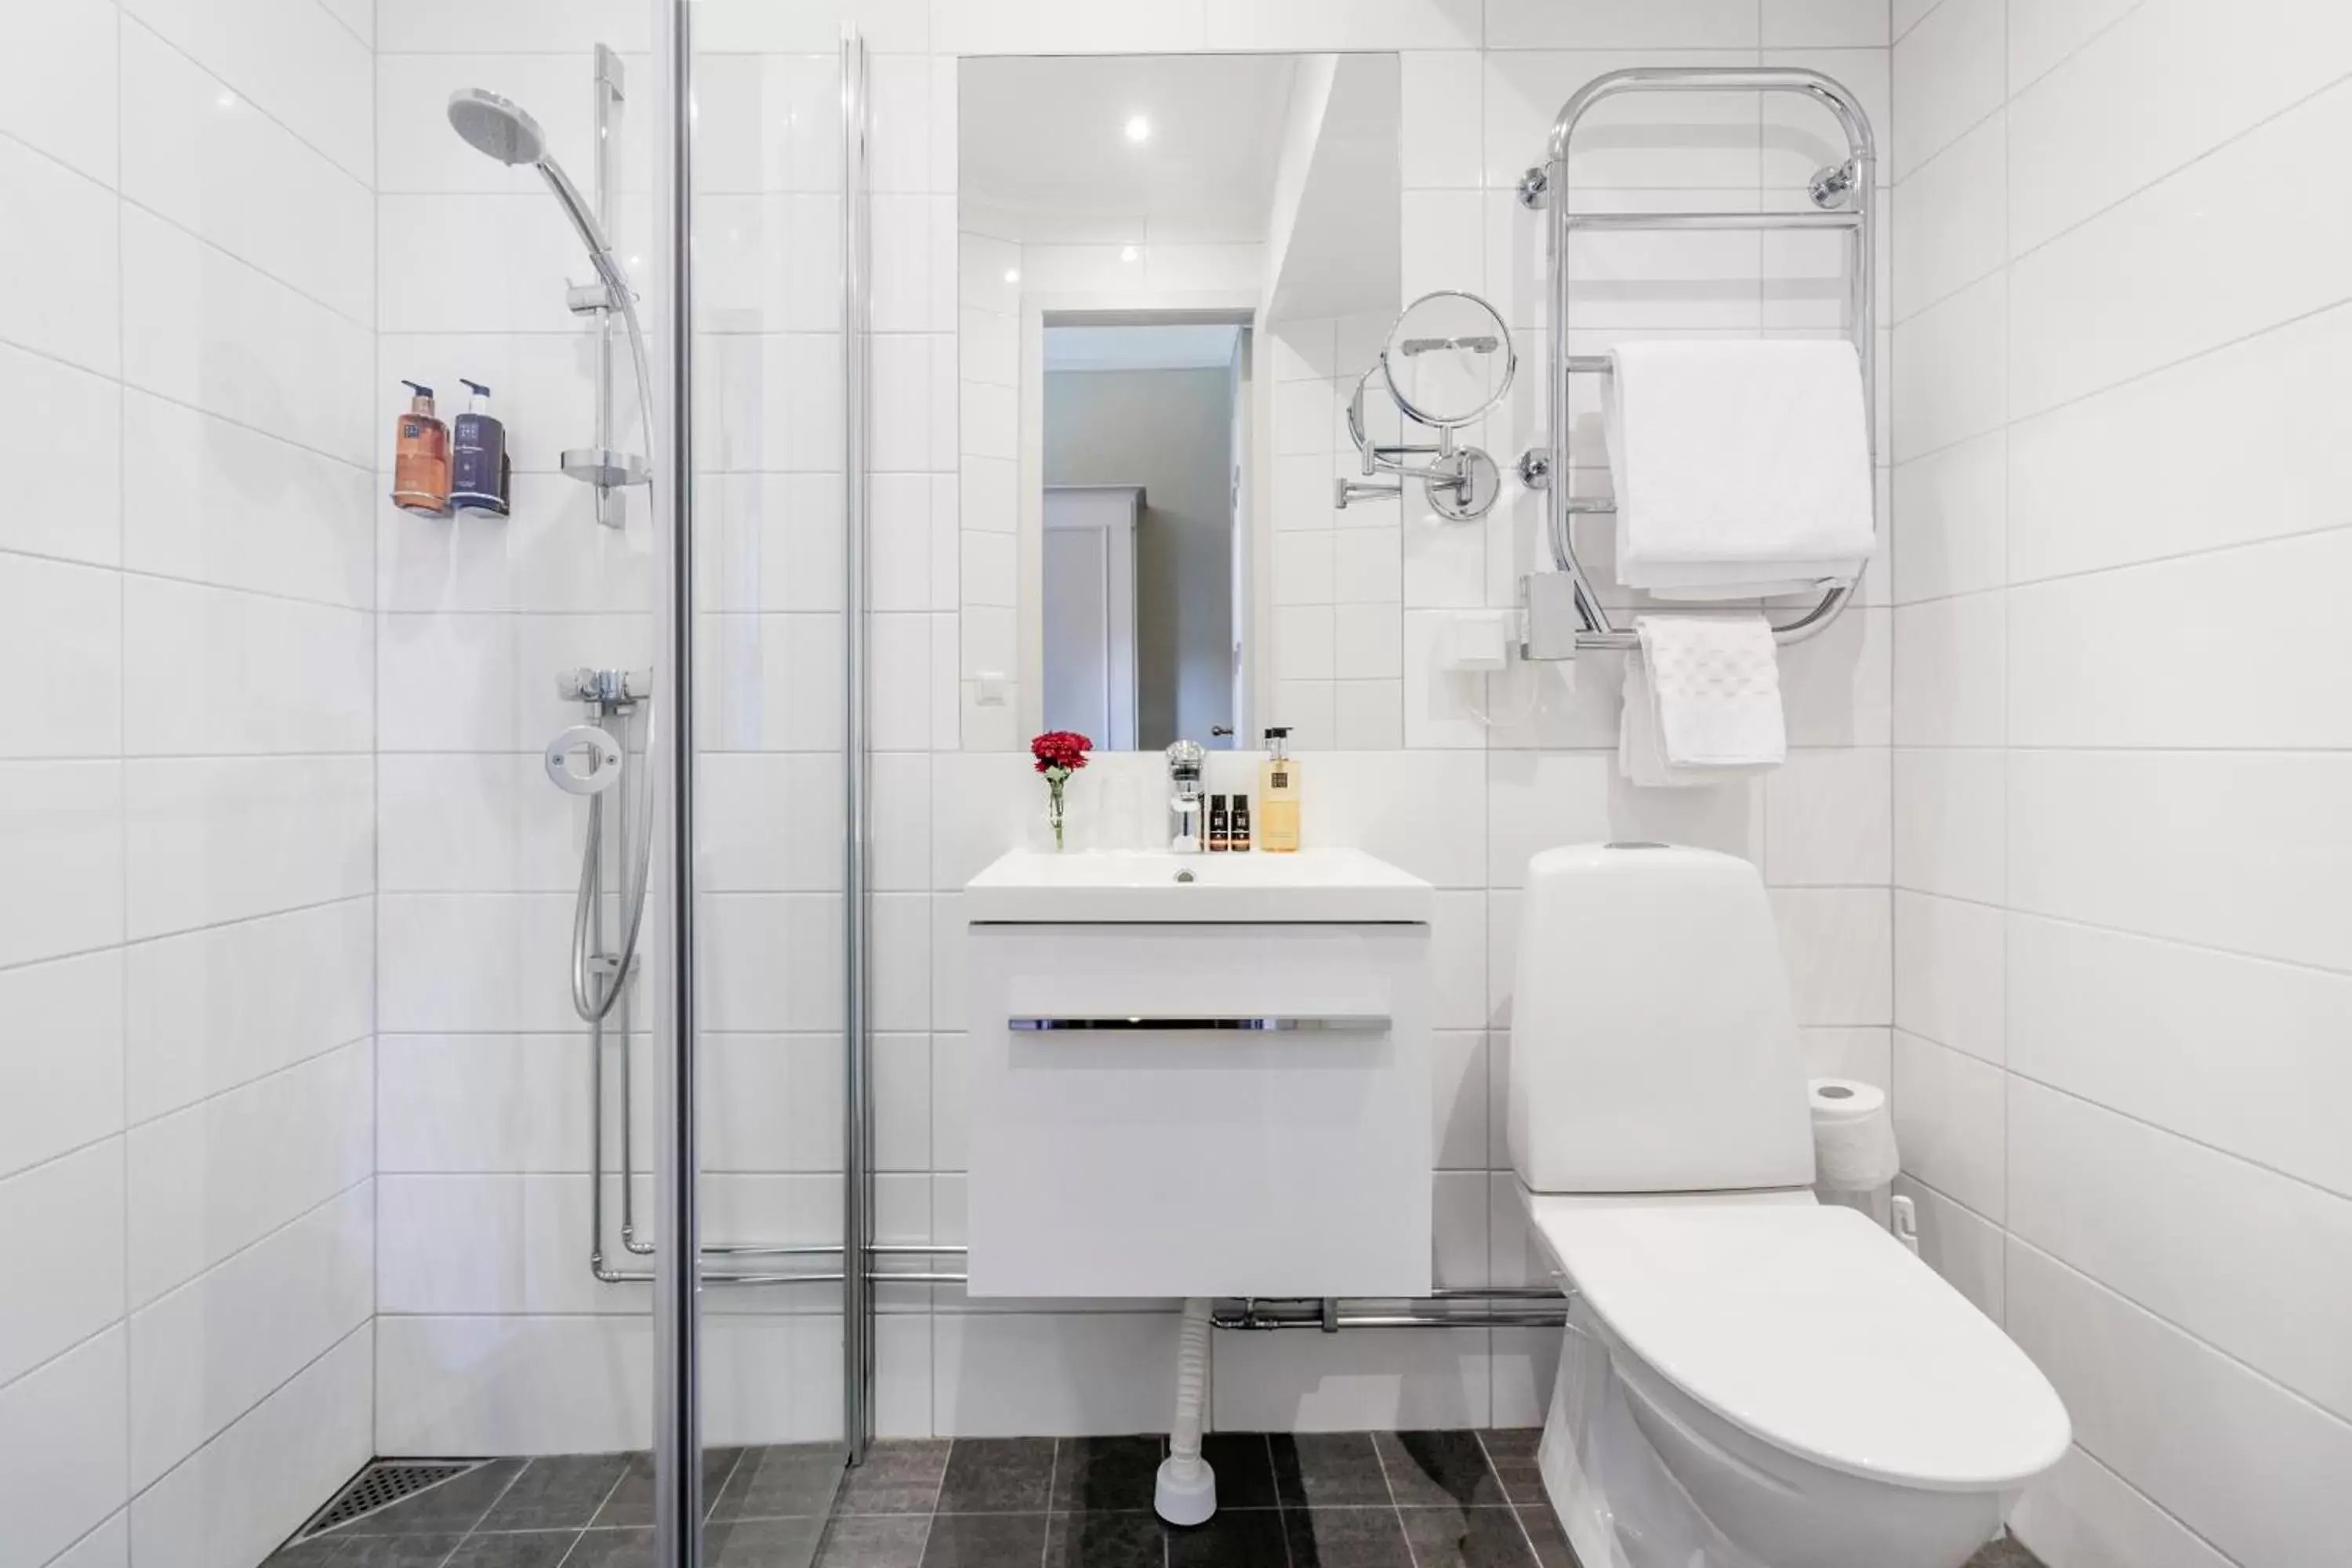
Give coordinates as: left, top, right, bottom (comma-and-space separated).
1336, 290, 1515, 521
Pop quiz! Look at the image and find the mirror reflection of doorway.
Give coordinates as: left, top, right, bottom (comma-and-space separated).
1040, 321, 1245, 750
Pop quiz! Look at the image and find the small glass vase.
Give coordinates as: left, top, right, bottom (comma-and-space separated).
1045, 777, 1068, 851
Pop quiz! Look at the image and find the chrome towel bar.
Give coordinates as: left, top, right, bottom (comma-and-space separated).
1516, 65, 1880, 659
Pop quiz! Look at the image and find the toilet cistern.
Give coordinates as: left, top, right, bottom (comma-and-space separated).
1166, 739, 1207, 853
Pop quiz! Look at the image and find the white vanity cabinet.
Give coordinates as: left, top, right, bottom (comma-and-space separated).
962, 849, 1433, 1299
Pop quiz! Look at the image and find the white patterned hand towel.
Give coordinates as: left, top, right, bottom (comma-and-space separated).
1603, 339, 1874, 600
1618, 615, 1785, 787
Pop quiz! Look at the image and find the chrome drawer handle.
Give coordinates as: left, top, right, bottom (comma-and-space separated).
1007, 1014, 1389, 1033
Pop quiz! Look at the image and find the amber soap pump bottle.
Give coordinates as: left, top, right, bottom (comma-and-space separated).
1258, 727, 1301, 853
391, 380, 451, 514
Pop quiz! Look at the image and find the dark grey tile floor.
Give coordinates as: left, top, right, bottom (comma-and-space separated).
271, 1434, 2044, 1568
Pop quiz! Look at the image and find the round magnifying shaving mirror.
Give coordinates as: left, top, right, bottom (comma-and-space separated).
1380, 289, 1515, 431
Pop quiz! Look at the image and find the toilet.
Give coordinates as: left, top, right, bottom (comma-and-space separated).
1508, 844, 2069, 1568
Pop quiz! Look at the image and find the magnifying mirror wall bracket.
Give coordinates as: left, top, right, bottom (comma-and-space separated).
1512, 65, 1879, 660
1337, 290, 1516, 524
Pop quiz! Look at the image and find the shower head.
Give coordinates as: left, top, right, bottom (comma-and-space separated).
446, 87, 626, 296
447, 88, 546, 165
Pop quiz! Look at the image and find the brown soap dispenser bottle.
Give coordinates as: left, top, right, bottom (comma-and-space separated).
391, 380, 451, 514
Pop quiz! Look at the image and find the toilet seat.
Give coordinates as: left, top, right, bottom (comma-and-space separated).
1526, 1196, 2071, 1494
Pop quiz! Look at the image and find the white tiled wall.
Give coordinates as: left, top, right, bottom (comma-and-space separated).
1889, 4, 2352, 1564
0, 2, 377, 1566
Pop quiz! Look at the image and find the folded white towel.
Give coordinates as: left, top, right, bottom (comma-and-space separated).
1603, 339, 1874, 601
1618, 615, 1785, 788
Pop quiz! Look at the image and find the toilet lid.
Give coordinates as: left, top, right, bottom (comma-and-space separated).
1533, 1200, 2071, 1491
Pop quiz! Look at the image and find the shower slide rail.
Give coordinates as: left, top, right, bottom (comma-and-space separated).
1515, 66, 1878, 659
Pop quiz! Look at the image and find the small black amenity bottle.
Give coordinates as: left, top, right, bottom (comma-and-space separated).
1207, 794, 1230, 851
1230, 793, 1252, 852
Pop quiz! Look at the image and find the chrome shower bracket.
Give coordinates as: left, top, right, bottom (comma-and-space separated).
561, 43, 648, 530
558, 666, 654, 714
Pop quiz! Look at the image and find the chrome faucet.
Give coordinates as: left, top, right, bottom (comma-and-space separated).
1166, 739, 1207, 853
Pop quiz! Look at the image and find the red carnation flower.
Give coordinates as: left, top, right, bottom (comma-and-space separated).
1030, 731, 1093, 775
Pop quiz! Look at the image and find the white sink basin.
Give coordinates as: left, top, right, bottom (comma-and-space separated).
964, 847, 1432, 924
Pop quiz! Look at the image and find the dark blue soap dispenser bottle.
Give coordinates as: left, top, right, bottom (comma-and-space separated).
449, 379, 510, 517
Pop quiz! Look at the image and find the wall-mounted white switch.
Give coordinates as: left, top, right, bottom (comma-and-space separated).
972, 670, 1009, 707
1436, 612, 1509, 673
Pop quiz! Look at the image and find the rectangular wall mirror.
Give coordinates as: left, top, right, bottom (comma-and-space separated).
957, 53, 1402, 752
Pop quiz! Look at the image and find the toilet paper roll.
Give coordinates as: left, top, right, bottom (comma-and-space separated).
1809, 1077, 1900, 1192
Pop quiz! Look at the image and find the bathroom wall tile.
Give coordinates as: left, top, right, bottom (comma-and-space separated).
2009, 79, 2352, 419
2008, 0, 2137, 90
1769, 888, 1892, 1026
2008, 749, 2352, 972
0, 762, 125, 969
699, 894, 848, 1034
1893, 890, 2003, 1064
379, 893, 594, 1035
1401, 50, 1483, 190
125, 896, 374, 1123
377, 1174, 638, 1317
1762, 0, 1891, 49
2005, 0, 2352, 256
377, 1034, 597, 1175
0, 136, 120, 376
2009, 532, 2352, 750
1780, 604, 1890, 749
934, 1312, 1179, 1436
374, 0, 650, 54
2009, 1077, 2352, 1423
1484, 751, 1610, 887
1482, 50, 1762, 193
2007, 913, 2352, 1200
698, 612, 847, 754
0, 952, 124, 1182
0, 1328, 128, 1568
1890, 746, 2002, 904
698, 753, 848, 893
1889, 1029, 2005, 1219
1890, 271, 2004, 460
2005, 1240, 2352, 1568
121, 23, 372, 324
123, 756, 373, 938
2008, 304, 2352, 586
129, 1324, 372, 1568
376, 1314, 648, 1455
46, 1513, 127, 1568
0, 554, 122, 760
123, 394, 373, 610
1763, 748, 1890, 887
122, 206, 372, 466
1213, 1325, 1490, 1432
1800, 1025, 1890, 1090
125, 0, 372, 183
1307, 751, 1488, 888
125, 1040, 372, 1307
0, 0, 118, 185
0, 343, 121, 568
2009, 1445, 2237, 1568
1893, 114, 2005, 322
1891, 593, 2002, 748
1485, 0, 1756, 52
1206, 0, 1477, 52
1889, 0, 2003, 180
0, 1144, 126, 1389
1432, 1031, 1488, 1171
128, 1183, 372, 1489
122, 579, 373, 757
1890, 430, 2004, 605
1757, 47, 1891, 196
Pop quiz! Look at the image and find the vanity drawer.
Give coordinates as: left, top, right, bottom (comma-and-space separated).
965, 922, 1432, 1299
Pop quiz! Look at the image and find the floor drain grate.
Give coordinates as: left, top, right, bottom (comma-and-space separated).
296, 1461, 484, 1538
